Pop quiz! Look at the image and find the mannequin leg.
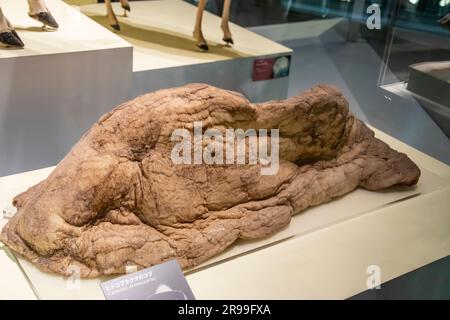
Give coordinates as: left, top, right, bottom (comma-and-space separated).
120, 0, 130, 17
0, 7, 10, 33
105, 0, 120, 31
193, 0, 209, 51
221, 0, 233, 44
0, 6, 24, 47
27, 0, 59, 29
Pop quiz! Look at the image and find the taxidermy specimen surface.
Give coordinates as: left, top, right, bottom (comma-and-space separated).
1, 84, 420, 278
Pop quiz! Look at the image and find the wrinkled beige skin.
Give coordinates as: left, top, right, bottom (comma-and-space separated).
1, 84, 420, 278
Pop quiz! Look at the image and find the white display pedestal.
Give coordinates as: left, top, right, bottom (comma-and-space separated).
80, 0, 292, 103
0, 127, 449, 299
0, 0, 133, 176
0, 0, 292, 177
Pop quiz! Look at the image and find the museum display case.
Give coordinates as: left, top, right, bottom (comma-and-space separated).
0, 0, 449, 301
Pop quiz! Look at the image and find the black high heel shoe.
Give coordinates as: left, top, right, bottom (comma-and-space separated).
29, 12, 59, 29
111, 23, 120, 31
0, 31, 24, 48
122, 4, 131, 12
223, 37, 234, 45
196, 43, 209, 51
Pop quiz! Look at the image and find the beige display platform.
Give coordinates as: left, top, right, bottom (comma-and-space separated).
0, 0, 130, 57
80, 0, 292, 102
0, 127, 449, 299
0, 0, 133, 177
0, 244, 35, 300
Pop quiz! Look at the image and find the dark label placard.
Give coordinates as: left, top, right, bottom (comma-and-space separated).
101, 260, 195, 300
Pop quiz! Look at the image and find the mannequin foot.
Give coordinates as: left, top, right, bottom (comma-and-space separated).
221, 25, 233, 45
122, 3, 130, 17
120, 0, 131, 12
1, 15, 24, 47
196, 42, 209, 51
111, 23, 120, 31
193, 29, 209, 51
0, 31, 24, 48
107, 12, 120, 31
222, 37, 234, 45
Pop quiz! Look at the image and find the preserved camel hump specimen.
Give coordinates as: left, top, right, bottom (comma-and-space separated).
0, 84, 420, 278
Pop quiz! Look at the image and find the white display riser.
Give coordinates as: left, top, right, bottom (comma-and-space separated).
131, 57, 289, 104
0, 0, 133, 176
0, 0, 292, 177
81, 0, 292, 102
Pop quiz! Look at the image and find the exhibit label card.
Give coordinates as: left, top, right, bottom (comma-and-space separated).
101, 260, 195, 300
252, 55, 291, 81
